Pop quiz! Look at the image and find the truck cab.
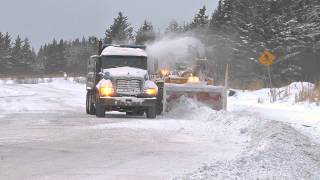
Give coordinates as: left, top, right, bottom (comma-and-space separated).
86, 44, 159, 118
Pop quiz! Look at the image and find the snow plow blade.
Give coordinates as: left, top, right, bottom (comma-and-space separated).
163, 83, 227, 112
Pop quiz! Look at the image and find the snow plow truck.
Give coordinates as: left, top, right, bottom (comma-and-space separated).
86, 43, 227, 118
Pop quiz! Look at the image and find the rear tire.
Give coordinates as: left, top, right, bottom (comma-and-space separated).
86, 91, 95, 115
95, 103, 105, 118
146, 104, 156, 119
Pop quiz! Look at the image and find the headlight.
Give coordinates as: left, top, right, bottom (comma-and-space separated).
144, 80, 158, 96
188, 76, 200, 83
160, 68, 169, 77
145, 88, 157, 96
98, 80, 114, 97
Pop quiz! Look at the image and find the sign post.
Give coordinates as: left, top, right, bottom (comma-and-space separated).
259, 51, 276, 102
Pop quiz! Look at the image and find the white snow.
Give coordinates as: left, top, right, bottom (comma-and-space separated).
103, 66, 147, 78
101, 46, 147, 57
146, 36, 205, 69
0, 80, 319, 179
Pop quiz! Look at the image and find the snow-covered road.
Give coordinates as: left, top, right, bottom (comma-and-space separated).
0, 80, 319, 179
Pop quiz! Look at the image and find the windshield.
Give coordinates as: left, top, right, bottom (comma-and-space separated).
101, 56, 147, 70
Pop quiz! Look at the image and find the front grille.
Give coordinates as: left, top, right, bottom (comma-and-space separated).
116, 79, 142, 95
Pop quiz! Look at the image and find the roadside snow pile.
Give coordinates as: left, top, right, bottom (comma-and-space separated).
0, 77, 85, 85
231, 82, 317, 105
165, 96, 213, 121
174, 120, 320, 180
95, 97, 257, 144
0, 79, 86, 114
229, 82, 320, 144
0, 86, 36, 98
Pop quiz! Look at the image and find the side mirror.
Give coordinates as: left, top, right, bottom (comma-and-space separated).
98, 72, 104, 80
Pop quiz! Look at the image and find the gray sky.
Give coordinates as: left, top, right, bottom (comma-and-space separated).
0, 0, 218, 49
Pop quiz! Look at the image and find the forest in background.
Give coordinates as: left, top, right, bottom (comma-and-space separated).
0, 0, 319, 87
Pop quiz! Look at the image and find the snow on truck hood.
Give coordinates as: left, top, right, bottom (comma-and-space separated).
103, 67, 147, 78
101, 46, 147, 57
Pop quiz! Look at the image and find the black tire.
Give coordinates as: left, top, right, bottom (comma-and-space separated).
95, 103, 105, 118
146, 104, 156, 119
86, 91, 95, 115
156, 81, 164, 115
156, 100, 163, 115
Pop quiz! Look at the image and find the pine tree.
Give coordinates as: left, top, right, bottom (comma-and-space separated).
165, 20, 182, 34
105, 12, 133, 44
11, 36, 24, 74
190, 6, 209, 29
210, 0, 224, 29
21, 37, 35, 74
0, 32, 5, 74
223, 0, 233, 23
135, 20, 156, 44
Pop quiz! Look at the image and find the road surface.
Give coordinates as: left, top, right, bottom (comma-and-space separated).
0, 79, 319, 179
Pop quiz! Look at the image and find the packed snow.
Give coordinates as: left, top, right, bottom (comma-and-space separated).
0, 79, 319, 179
101, 46, 147, 57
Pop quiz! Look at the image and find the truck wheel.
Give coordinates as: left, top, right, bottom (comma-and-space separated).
95, 103, 105, 118
146, 105, 156, 119
156, 100, 163, 115
86, 91, 95, 115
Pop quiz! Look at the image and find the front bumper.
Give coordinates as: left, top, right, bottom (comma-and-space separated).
99, 96, 157, 107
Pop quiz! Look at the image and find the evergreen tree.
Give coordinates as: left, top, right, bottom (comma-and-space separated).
165, 20, 182, 33
190, 6, 209, 29
2, 33, 13, 74
135, 20, 156, 44
21, 37, 36, 73
223, 0, 233, 23
105, 12, 133, 44
210, 0, 224, 29
11, 36, 24, 74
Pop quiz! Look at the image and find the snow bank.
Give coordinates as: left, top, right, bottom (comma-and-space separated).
229, 82, 320, 143
0, 79, 86, 114
231, 82, 317, 105
101, 46, 147, 57
0, 77, 86, 85
174, 120, 320, 180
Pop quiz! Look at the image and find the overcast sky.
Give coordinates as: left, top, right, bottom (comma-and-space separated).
0, 0, 218, 49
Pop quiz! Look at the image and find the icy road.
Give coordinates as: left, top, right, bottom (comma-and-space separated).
0, 79, 320, 180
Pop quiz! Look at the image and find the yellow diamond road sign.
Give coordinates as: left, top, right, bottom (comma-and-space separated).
259, 51, 276, 66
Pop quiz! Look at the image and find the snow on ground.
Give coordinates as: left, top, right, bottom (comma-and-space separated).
175, 82, 320, 179
229, 82, 320, 144
174, 120, 320, 179
0, 80, 319, 179
0, 79, 85, 114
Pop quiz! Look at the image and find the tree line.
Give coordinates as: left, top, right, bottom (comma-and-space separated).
0, 33, 37, 76
1, 0, 319, 85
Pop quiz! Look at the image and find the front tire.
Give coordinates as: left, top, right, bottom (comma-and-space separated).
86, 91, 95, 115
95, 103, 105, 117
146, 104, 156, 119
